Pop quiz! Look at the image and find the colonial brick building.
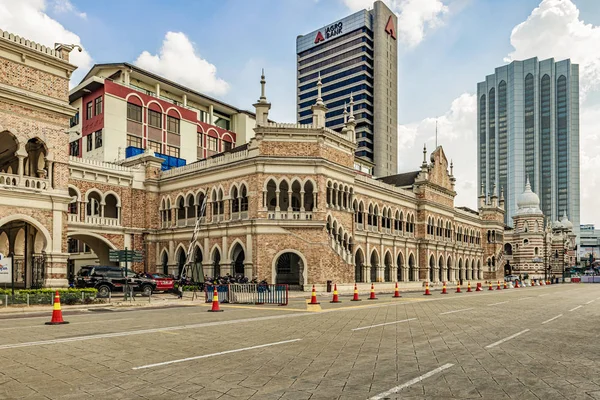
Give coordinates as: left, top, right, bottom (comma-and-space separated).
0, 30, 507, 290
503, 178, 576, 280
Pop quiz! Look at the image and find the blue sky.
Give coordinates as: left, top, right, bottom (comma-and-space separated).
1, 0, 599, 225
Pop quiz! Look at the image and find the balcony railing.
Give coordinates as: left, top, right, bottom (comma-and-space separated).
84, 216, 120, 226
0, 173, 49, 191
268, 211, 313, 220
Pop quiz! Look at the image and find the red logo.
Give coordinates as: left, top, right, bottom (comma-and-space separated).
314, 31, 325, 44
385, 15, 396, 40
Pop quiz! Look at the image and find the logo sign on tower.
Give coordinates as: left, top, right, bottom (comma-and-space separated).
314, 21, 343, 44
385, 15, 396, 40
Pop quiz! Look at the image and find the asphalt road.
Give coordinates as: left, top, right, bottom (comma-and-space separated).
0, 284, 599, 399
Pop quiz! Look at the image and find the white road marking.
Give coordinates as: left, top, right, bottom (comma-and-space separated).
485, 329, 530, 349
440, 308, 473, 315
541, 314, 563, 324
132, 339, 302, 370
538, 294, 549, 297
488, 301, 508, 306
368, 363, 454, 400
569, 305, 583, 312
352, 318, 416, 331
586, 300, 595, 305
517, 297, 533, 301
0, 318, 134, 331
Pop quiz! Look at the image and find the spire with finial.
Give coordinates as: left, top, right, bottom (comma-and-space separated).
311, 72, 328, 128
525, 174, 531, 191
450, 159, 454, 176
253, 69, 271, 126
348, 92, 355, 122
500, 186, 504, 200
343, 102, 348, 124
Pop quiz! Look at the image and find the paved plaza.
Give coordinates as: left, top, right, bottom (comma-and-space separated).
1, 284, 599, 399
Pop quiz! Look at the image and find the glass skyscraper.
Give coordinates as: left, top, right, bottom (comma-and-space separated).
296, 0, 398, 177
477, 57, 580, 237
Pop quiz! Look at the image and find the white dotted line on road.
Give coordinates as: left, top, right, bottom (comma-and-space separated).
485, 329, 530, 349
541, 314, 563, 324
367, 363, 454, 400
439, 308, 473, 315
569, 305, 583, 312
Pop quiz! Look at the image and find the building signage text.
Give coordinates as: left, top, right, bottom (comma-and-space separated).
315, 21, 343, 44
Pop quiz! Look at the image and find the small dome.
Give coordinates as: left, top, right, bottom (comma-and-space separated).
516, 177, 542, 215
552, 220, 563, 229
560, 211, 573, 230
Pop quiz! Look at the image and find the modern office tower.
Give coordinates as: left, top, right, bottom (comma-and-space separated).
477, 57, 580, 237
296, 0, 398, 177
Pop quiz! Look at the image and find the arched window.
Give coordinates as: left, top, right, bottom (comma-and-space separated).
303, 181, 314, 212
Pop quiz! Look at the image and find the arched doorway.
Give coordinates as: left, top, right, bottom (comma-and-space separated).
397, 252, 404, 281
447, 256, 452, 282
67, 231, 117, 278
161, 251, 168, 275
231, 243, 245, 276
0, 217, 50, 288
429, 255, 435, 282
176, 248, 186, 278
212, 248, 221, 277
408, 253, 416, 281
438, 255, 444, 282
370, 250, 379, 283
458, 259, 464, 281
384, 252, 392, 282
355, 248, 364, 283
275, 251, 303, 287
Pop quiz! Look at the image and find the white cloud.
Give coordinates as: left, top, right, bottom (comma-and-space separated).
0, 0, 92, 84
397, 93, 478, 208
134, 32, 229, 97
50, 0, 86, 19
505, 0, 600, 100
342, 0, 449, 47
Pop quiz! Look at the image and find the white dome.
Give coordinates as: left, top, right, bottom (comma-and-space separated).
516, 177, 542, 215
552, 220, 563, 229
560, 211, 573, 230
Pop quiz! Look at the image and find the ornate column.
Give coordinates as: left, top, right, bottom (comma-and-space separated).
275, 190, 280, 212
300, 191, 305, 212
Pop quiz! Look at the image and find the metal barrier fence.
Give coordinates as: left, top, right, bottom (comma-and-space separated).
204, 284, 288, 306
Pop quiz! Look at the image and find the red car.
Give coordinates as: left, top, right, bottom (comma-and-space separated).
144, 273, 174, 292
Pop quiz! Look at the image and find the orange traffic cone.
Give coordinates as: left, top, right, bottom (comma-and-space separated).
351, 283, 361, 301
540, 280, 545, 286
476, 282, 482, 292
467, 281, 472, 292
441, 281, 448, 294
515, 280, 520, 288
496, 280, 502, 290
456, 282, 462, 293
503, 281, 508, 289
424, 281, 431, 295
330, 284, 341, 303
207, 286, 223, 312
368, 283, 377, 300
488, 281, 493, 291
309, 285, 320, 305
45, 291, 69, 325
393, 282, 401, 298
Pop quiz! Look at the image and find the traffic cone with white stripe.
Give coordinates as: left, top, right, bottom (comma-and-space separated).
456, 282, 462, 293
503, 281, 508, 289
309, 285, 320, 305
496, 280, 502, 290
330, 284, 341, 303
207, 286, 223, 312
351, 283, 361, 301
476, 282, 482, 292
393, 282, 401, 298
441, 281, 448, 294
45, 291, 69, 325
515, 280, 520, 288
368, 283, 377, 300
467, 281, 472, 292
488, 281, 493, 291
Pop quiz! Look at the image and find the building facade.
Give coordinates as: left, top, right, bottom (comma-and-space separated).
68, 63, 260, 170
296, 0, 398, 177
503, 178, 576, 280
1, 29, 507, 290
579, 224, 600, 268
477, 57, 580, 237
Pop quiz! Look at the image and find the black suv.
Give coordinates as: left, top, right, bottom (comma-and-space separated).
76, 266, 156, 298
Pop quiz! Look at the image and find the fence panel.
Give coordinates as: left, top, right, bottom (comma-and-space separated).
228, 284, 257, 304
203, 284, 288, 305
204, 285, 230, 303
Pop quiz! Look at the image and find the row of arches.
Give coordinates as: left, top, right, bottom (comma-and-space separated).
0, 131, 52, 186
428, 254, 483, 282
326, 215, 353, 255
160, 183, 249, 227
264, 177, 316, 213
68, 185, 121, 221
160, 241, 246, 278
353, 199, 415, 235
326, 180, 353, 209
